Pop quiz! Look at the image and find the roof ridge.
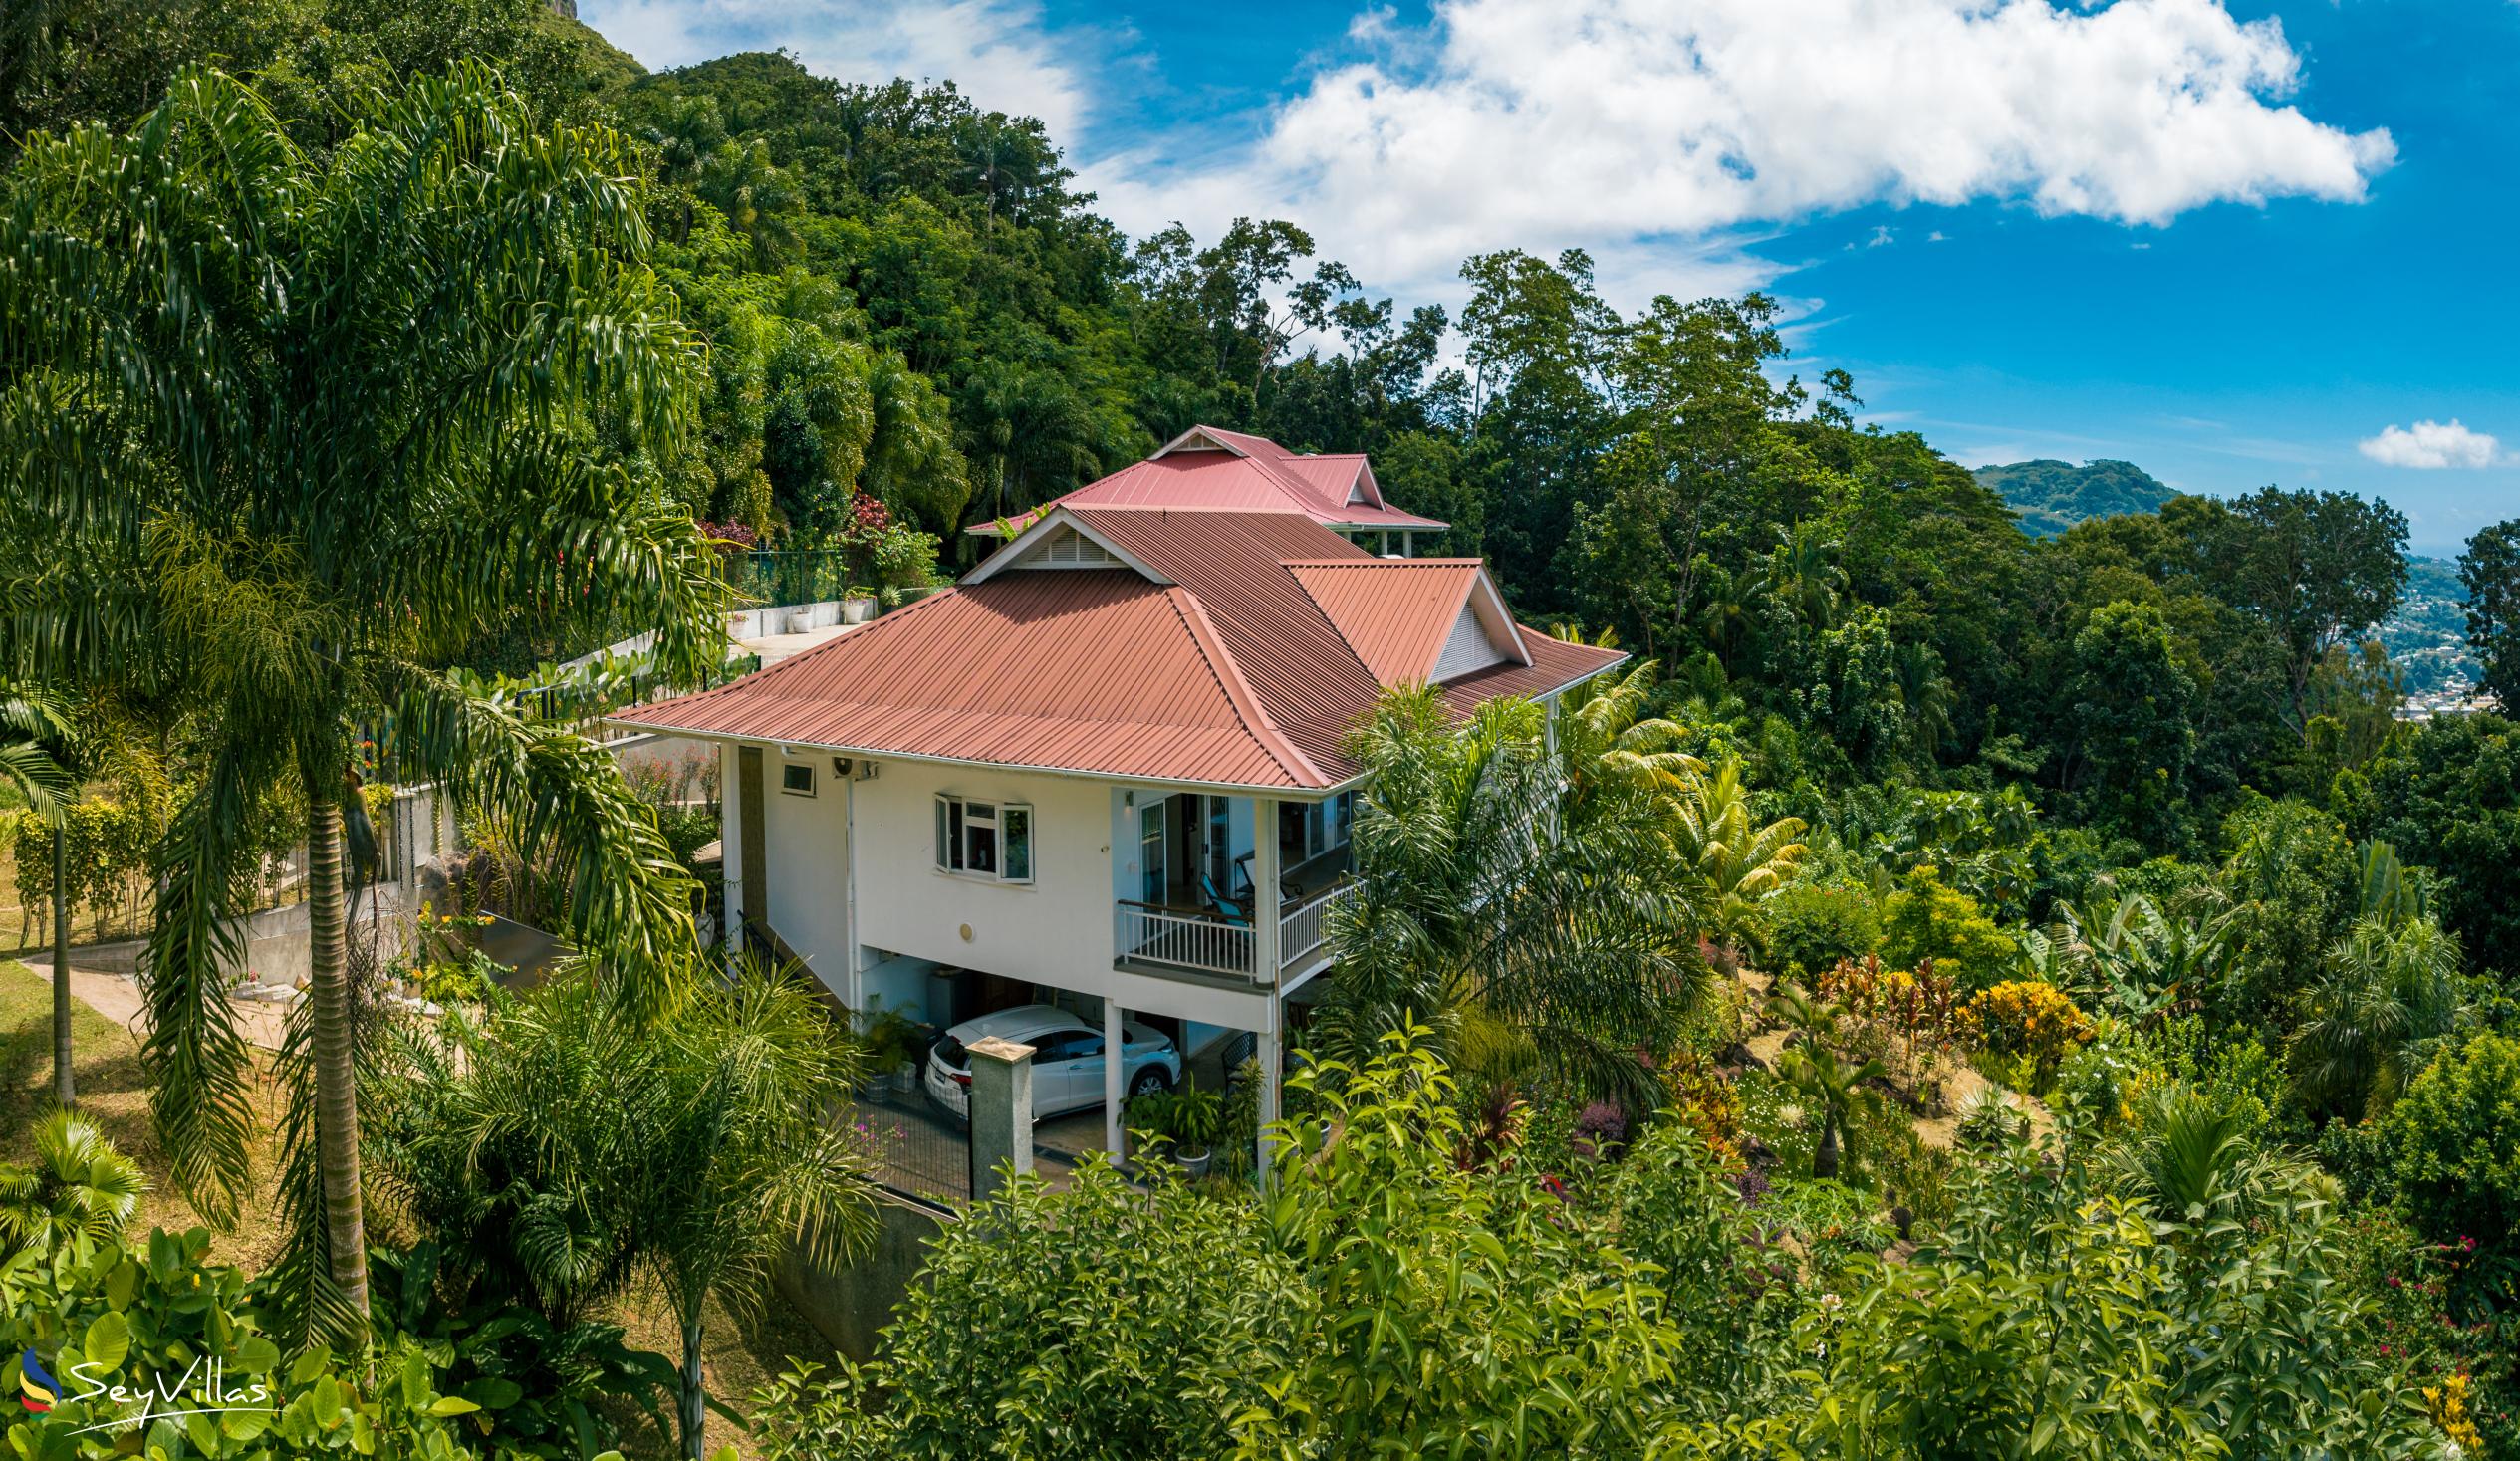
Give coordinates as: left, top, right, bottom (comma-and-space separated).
1162, 585, 1329, 788
1278, 557, 1484, 568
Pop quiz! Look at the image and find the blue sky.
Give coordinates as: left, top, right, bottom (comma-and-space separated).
583, 0, 2520, 554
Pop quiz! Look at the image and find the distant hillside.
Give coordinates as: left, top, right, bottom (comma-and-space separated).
2380, 556, 2480, 696
1974, 459, 2175, 536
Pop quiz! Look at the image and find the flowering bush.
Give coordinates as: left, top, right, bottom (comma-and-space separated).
2334, 1209, 2517, 1456
1964, 980, 2091, 1087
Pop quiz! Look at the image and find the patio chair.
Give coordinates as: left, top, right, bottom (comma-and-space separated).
1200, 872, 1251, 925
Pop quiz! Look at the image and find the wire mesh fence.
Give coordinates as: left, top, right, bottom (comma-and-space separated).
728, 550, 855, 607
852, 1093, 973, 1208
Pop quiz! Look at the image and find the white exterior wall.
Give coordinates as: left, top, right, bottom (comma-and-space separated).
853, 761, 1118, 992
725, 740, 1284, 1030
762, 747, 855, 997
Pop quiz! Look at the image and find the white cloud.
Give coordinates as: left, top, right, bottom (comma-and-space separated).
2358, 419, 2503, 470
1088, 0, 2393, 306
581, 0, 1101, 141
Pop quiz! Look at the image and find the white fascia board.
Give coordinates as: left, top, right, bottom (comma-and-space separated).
963, 507, 1174, 586
1465, 570, 1531, 665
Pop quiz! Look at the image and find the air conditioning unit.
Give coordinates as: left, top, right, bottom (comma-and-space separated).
834, 757, 878, 781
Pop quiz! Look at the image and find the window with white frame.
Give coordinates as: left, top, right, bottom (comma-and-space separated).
781, 763, 816, 796
934, 795, 1033, 883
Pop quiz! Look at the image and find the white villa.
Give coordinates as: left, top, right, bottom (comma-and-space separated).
610, 426, 1625, 1171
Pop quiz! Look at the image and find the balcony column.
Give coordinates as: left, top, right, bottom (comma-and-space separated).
1253, 797, 1284, 1181
1103, 1000, 1126, 1163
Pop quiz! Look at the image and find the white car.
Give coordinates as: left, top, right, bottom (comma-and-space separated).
923, 1004, 1181, 1122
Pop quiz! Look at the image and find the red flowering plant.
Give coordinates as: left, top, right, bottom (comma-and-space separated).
2334, 1208, 2518, 1455
834, 493, 891, 588
696, 518, 760, 552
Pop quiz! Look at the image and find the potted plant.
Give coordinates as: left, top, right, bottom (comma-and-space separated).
1169, 1083, 1222, 1178
858, 999, 922, 1104
840, 586, 878, 624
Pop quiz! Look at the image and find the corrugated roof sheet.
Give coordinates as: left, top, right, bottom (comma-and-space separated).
1439, 633, 1627, 715
1285, 559, 1484, 687
610, 571, 1316, 787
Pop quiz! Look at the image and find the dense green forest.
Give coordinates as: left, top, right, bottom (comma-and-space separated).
8, 1, 2520, 1456
1974, 456, 2175, 535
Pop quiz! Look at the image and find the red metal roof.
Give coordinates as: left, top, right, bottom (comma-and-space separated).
1439, 633, 1627, 716
614, 500, 1621, 791
610, 572, 1316, 787
1009, 426, 1446, 532
1284, 559, 1485, 686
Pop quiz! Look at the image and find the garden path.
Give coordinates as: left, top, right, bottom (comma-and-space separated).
19, 954, 293, 1050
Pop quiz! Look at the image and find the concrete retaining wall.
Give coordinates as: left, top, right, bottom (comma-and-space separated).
71, 888, 412, 985
774, 1196, 952, 1361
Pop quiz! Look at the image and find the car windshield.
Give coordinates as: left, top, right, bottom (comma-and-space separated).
933, 1035, 967, 1071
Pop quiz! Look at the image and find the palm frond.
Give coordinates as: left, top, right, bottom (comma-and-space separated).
137, 742, 273, 1225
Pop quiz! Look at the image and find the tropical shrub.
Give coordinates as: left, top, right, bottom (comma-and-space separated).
2382, 1032, 2520, 1259
1881, 863, 2018, 990
2333, 1210, 2519, 1456
364, 1243, 678, 1461
1654, 1049, 1744, 1167
1794, 1133, 2436, 1458
1964, 980, 2092, 1089
1762, 880, 1881, 980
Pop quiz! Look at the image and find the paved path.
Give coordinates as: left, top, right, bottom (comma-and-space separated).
18, 954, 295, 1052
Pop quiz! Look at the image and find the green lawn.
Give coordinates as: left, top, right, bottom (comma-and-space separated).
0, 959, 283, 1265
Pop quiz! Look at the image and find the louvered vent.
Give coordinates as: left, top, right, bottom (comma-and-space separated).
1015, 524, 1123, 570
1433, 601, 1508, 680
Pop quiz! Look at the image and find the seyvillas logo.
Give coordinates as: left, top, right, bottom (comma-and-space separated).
12, 1351, 274, 1436
18, 1350, 57, 1413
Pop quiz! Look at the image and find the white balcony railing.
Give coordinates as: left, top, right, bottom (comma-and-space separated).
1117, 877, 1359, 984
1278, 878, 1357, 975
1117, 900, 1256, 980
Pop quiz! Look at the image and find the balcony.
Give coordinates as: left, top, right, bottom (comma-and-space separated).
1115, 876, 1358, 984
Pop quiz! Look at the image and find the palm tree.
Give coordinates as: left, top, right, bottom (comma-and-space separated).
0, 65, 730, 1340
1776, 1042, 1885, 1180
2291, 917, 2465, 1120
2107, 1087, 2271, 1233
0, 685, 73, 1106
1666, 758, 1807, 958
0, 1109, 146, 1265
1322, 688, 1701, 1106
1892, 638, 1955, 763
1764, 521, 1847, 630
1555, 659, 1702, 803
378, 965, 877, 1461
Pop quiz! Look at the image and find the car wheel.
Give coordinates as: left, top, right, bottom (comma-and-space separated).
1129, 1066, 1171, 1098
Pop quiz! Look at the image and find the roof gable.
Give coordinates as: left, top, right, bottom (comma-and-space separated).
1284, 559, 1531, 687
965, 508, 1170, 586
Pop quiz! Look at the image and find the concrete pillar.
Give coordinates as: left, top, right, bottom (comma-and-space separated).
966, 1035, 1035, 1205
1103, 1001, 1126, 1161
1253, 798, 1284, 1182
1256, 1018, 1282, 1185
